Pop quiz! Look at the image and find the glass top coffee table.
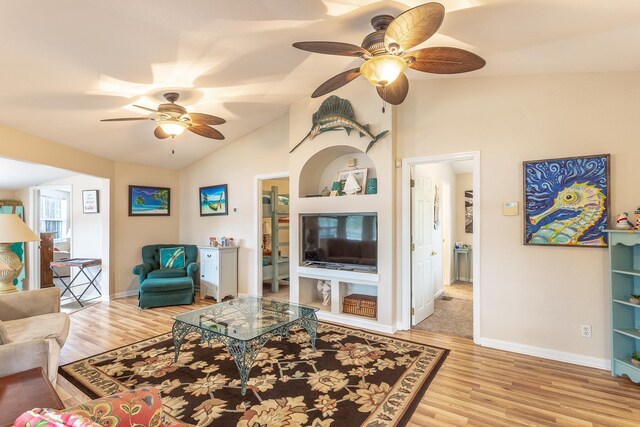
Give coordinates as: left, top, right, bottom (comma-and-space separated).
172, 296, 318, 395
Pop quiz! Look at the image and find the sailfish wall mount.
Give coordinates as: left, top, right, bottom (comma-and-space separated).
290, 95, 389, 154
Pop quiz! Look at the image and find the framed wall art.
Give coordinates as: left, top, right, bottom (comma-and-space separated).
523, 154, 610, 247
465, 190, 473, 233
82, 190, 99, 214
200, 184, 228, 216
128, 185, 170, 216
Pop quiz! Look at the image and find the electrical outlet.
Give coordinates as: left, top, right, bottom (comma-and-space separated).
581, 324, 592, 338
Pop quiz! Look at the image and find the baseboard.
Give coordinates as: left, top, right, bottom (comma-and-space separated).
434, 289, 444, 299
111, 289, 138, 300
478, 337, 610, 370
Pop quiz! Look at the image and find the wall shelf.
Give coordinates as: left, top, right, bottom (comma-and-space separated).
607, 230, 640, 384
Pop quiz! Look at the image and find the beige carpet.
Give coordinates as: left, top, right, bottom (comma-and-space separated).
413, 282, 473, 339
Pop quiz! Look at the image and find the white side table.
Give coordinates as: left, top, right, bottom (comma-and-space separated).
198, 246, 238, 301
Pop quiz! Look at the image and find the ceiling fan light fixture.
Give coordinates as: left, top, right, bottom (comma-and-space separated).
360, 55, 407, 87
158, 119, 187, 137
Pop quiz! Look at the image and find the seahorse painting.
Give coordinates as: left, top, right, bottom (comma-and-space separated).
524, 155, 609, 247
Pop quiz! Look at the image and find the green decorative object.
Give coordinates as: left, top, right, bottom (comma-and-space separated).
159, 247, 185, 269
366, 177, 378, 194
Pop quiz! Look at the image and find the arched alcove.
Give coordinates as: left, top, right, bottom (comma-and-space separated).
298, 145, 377, 197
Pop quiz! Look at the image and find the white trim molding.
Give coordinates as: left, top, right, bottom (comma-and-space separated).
111, 289, 137, 300
478, 337, 609, 370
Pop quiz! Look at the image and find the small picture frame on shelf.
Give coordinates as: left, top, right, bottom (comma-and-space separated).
337, 168, 367, 195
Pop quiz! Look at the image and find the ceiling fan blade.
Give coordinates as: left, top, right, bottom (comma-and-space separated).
186, 112, 226, 126
133, 104, 160, 114
376, 73, 409, 105
154, 127, 169, 139
293, 41, 368, 58
385, 3, 445, 51
188, 124, 225, 140
407, 47, 486, 74
311, 68, 361, 98
100, 117, 154, 122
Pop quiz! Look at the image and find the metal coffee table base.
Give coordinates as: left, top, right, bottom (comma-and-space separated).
172, 312, 318, 395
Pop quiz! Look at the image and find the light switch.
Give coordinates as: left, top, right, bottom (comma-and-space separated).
503, 201, 519, 216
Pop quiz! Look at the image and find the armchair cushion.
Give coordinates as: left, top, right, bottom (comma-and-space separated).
148, 268, 187, 279
159, 247, 185, 269
0, 289, 69, 386
141, 244, 197, 271
4, 312, 70, 347
0, 287, 61, 321
14, 386, 192, 427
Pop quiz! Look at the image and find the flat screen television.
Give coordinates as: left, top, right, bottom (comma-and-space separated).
301, 213, 377, 271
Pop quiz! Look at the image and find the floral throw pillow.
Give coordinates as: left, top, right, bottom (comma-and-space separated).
159, 247, 185, 270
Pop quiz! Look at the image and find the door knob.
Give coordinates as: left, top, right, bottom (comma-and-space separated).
431, 250, 437, 256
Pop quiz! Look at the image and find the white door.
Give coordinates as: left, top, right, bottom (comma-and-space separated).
412, 167, 435, 325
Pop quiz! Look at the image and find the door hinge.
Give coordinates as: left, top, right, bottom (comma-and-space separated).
411, 243, 415, 251
411, 307, 415, 315
410, 178, 415, 188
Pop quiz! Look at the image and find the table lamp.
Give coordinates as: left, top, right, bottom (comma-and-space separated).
0, 214, 40, 293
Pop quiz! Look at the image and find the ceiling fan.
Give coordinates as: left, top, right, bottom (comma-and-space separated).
101, 92, 226, 140
293, 2, 485, 107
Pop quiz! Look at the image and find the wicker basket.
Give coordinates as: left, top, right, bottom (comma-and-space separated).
342, 294, 377, 318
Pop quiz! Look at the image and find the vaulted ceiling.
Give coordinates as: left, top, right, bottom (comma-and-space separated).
2, 0, 640, 170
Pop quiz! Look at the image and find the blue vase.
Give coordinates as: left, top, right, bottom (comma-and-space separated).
366, 178, 377, 194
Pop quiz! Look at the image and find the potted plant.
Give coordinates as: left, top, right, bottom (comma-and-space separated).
630, 294, 640, 305
632, 352, 640, 367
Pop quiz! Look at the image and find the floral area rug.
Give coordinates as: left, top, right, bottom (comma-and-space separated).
60, 323, 447, 427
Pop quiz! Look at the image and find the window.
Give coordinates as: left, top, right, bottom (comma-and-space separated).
40, 195, 69, 239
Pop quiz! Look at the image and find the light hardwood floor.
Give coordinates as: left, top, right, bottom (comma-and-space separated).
57, 297, 640, 426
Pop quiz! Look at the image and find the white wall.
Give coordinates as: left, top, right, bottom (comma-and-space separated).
0, 124, 182, 298
397, 71, 640, 365
0, 190, 15, 199
179, 115, 290, 295
114, 162, 179, 297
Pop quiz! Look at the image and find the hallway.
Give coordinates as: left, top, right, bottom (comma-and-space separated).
413, 281, 472, 339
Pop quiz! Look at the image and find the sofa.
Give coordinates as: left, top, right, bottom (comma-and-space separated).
14, 386, 192, 427
133, 244, 198, 309
0, 288, 70, 386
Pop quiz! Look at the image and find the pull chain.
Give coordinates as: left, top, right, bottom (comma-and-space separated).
382, 86, 387, 113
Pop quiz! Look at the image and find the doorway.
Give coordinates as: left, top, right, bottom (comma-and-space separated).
29, 174, 109, 311
401, 152, 480, 342
254, 172, 290, 300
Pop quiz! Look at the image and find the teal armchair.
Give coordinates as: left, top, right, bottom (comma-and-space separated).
133, 244, 198, 308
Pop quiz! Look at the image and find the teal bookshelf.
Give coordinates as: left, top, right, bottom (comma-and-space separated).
607, 230, 640, 383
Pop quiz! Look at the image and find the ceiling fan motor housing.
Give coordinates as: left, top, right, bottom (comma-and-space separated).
158, 103, 187, 118
362, 15, 398, 56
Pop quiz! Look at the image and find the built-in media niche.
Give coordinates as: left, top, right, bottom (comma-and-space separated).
301, 212, 377, 272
